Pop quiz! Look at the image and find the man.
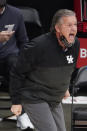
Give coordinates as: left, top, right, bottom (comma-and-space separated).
0, 0, 33, 130
10, 9, 80, 131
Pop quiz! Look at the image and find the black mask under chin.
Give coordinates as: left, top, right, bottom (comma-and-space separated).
0, 0, 6, 8
59, 35, 75, 48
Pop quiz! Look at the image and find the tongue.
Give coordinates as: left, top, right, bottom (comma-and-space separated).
69, 35, 74, 40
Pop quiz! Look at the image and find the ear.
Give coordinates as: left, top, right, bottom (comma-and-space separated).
55, 24, 60, 33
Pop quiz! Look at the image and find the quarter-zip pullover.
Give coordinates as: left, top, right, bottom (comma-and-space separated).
10, 32, 80, 105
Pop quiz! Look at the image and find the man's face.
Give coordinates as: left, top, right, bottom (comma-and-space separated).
56, 16, 77, 44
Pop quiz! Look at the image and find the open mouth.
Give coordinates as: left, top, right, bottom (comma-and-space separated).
69, 33, 75, 41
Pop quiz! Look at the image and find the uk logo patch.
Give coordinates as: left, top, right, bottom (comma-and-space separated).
66, 55, 74, 64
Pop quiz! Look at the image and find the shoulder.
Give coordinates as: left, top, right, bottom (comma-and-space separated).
24, 34, 47, 51
24, 33, 51, 52
31, 32, 54, 47
24, 32, 56, 54
75, 37, 80, 44
6, 5, 22, 16
74, 36, 80, 48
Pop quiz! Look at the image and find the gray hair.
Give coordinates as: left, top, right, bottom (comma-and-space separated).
50, 9, 76, 33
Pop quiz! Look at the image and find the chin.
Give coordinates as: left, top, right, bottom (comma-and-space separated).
69, 39, 75, 43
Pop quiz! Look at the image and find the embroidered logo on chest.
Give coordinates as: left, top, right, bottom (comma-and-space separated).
66, 55, 74, 64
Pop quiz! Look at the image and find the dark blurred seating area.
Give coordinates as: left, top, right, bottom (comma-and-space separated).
7, 0, 73, 32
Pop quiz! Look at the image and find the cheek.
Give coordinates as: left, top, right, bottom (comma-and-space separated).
62, 30, 69, 37
75, 28, 77, 34
61, 28, 69, 35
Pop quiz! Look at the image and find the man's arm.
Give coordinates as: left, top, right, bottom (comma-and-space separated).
10, 41, 37, 115
15, 13, 29, 49
9, 41, 37, 104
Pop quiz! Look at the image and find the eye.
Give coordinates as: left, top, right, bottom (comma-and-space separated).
74, 23, 77, 27
67, 23, 77, 28
68, 24, 72, 27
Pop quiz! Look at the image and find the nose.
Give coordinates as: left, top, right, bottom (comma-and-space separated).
71, 24, 77, 32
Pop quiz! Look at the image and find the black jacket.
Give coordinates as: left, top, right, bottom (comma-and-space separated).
10, 32, 80, 105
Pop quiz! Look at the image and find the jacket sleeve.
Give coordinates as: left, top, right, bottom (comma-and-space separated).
9, 41, 37, 104
15, 13, 29, 49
